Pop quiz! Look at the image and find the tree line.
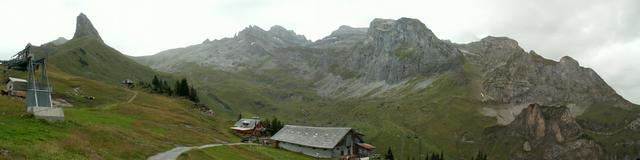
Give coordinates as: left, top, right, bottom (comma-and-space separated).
383, 147, 488, 160
137, 75, 199, 102
262, 116, 285, 134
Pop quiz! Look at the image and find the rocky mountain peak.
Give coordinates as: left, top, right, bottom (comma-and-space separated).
202, 38, 211, 44
346, 17, 463, 84
268, 25, 287, 32
366, 18, 436, 46
479, 36, 521, 50
338, 25, 353, 30
267, 25, 309, 44
73, 13, 103, 42
237, 25, 309, 46
328, 25, 367, 37
237, 25, 266, 37
559, 56, 579, 67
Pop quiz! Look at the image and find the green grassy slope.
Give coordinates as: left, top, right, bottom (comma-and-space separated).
178, 145, 317, 160
159, 59, 498, 159
0, 66, 240, 159
45, 35, 167, 85
576, 103, 640, 156
164, 54, 640, 159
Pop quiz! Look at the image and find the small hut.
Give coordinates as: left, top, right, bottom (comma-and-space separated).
122, 79, 134, 88
3, 77, 27, 97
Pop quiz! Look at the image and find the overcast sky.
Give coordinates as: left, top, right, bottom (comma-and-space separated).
0, 0, 638, 104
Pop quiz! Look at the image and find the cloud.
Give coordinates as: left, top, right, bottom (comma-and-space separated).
0, 0, 637, 103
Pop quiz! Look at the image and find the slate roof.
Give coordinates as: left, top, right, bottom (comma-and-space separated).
231, 118, 260, 131
271, 125, 352, 149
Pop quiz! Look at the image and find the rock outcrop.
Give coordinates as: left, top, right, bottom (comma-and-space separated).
485, 104, 602, 159
458, 36, 634, 110
347, 18, 463, 83
313, 25, 367, 48
73, 13, 103, 42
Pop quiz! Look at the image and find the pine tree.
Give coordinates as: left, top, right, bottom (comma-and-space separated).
166, 81, 173, 96
180, 78, 189, 96
152, 75, 160, 92
473, 151, 487, 160
174, 81, 180, 96
385, 147, 394, 160
189, 86, 199, 102
238, 114, 242, 121
271, 117, 279, 132
262, 119, 271, 130
160, 80, 167, 94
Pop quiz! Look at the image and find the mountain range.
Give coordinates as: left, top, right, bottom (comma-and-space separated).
133, 16, 639, 159
7, 13, 639, 159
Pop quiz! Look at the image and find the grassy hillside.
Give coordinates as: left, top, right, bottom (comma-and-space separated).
178, 145, 317, 160
44, 35, 167, 85
157, 60, 498, 159
576, 103, 640, 156
161, 55, 640, 159
0, 66, 240, 159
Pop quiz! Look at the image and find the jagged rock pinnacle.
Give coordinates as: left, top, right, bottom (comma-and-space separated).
73, 13, 103, 42
560, 56, 579, 66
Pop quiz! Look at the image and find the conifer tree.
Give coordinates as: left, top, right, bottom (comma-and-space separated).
152, 75, 160, 92
189, 86, 199, 102
174, 81, 180, 96
179, 78, 189, 96
165, 80, 173, 96
385, 147, 394, 160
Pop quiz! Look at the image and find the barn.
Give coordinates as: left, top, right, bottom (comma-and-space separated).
3, 77, 27, 97
271, 125, 375, 159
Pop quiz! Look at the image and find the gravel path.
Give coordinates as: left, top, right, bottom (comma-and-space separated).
147, 143, 250, 160
127, 91, 138, 103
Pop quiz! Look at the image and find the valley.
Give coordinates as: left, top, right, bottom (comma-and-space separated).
1, 12, 638, 160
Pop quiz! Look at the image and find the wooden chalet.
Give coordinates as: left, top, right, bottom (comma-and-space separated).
230, 118, 266, 137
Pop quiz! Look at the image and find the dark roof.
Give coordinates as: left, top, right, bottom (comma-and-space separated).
271, 125, 352, 149
231, 118, 260, 131
357, 143, 376, 150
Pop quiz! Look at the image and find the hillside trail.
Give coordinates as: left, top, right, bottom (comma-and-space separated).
147, 143, 252, 160
127, 91, 137, 103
